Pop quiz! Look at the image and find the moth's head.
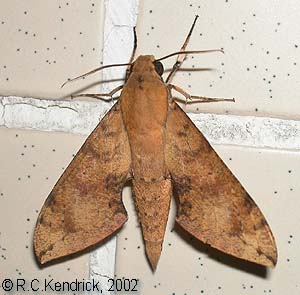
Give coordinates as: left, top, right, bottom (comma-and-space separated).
129, 55, 164, 77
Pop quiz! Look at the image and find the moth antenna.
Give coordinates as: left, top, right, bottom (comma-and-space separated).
126, 26, 138, 80
61, 62, 132, 88
166, 15, 199, 83
156, 49, 224, 62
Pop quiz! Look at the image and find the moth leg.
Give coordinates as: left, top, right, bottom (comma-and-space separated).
166, 15, 199, 84
71, 85, 123, 101
168, 84, 235, 104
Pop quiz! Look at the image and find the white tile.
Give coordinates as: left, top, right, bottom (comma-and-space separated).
136, 0, 300, 119
0, 127, 89, 283
0, 1, 104, 99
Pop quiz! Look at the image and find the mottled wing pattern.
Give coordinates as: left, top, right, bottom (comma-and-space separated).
34, 102, 131, 264
165, 102, 277, 267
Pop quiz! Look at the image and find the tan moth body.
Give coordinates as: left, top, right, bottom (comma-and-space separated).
120, 56, 171, 268
34, 21, 277, 270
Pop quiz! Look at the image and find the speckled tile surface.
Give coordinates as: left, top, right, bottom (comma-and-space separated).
116, 145, 300, 294
0, 1, 104, 99
136, 0, 300, 119
0, 127, 89, 288
1, 1, 300, 294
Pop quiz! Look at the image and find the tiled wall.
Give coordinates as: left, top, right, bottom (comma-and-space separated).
0, 128, 89, 287
0, 1, 104, 99
135, 0, 300, 119
1, 1, 300, 294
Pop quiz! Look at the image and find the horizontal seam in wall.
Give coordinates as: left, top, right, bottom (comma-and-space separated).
1, 95, 299, 151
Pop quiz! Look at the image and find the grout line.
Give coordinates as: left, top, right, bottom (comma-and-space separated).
88, 0, 139, 293
188, 113, 300, 151
1, 95, 299, 151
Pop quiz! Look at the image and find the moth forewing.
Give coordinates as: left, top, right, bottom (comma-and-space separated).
164, 102, 277, 268
34, 102, 131, 264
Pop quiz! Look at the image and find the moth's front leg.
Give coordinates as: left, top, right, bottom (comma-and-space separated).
70, 85, 124, 101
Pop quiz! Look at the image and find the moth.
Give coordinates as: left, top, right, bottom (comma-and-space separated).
34, 17, 277, 270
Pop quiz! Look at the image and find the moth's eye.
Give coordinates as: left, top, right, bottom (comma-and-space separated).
154, 61, 164, 76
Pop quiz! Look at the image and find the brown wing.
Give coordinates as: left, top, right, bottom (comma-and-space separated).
165, 102, 277, 267
34, 101, 131, 264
